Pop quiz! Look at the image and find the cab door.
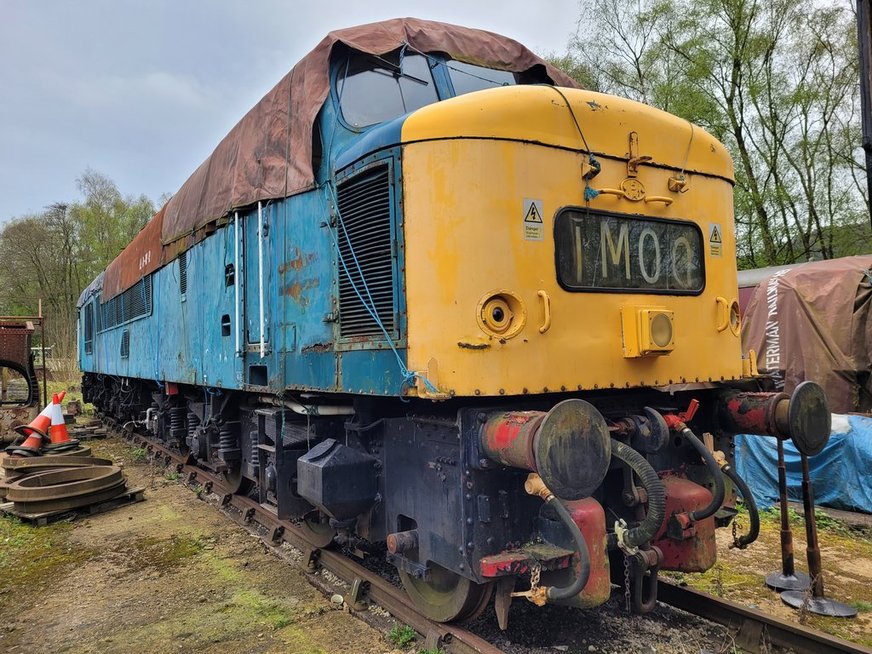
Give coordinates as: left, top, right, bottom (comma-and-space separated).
243, 203, 270, 371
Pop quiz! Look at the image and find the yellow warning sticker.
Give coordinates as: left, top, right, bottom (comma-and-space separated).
523, 198, 544, 241
708, 223, 723, 256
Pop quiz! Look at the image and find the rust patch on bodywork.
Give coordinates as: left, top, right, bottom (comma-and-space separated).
0, 319, 40, 443
279, 249, 316, 275
302, 342, 332, 354
283, 278, 319, 303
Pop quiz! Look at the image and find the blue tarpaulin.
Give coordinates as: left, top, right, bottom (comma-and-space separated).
735, 415, 872, 514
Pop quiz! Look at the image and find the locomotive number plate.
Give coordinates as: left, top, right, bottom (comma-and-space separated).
554, 210, 705, 294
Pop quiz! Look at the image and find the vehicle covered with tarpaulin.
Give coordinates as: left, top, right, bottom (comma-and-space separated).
737, 255, 872, 513
740, 255, 872, 413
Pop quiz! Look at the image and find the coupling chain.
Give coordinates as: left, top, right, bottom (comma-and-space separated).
530, 561, 541, 592
511, 560, 547, 606
623, 554, 631, 612
730, 516, 744, 549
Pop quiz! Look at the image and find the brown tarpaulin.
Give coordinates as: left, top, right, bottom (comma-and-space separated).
102, 205, 165, 301
101, 18, 577, 300
742, 255, 872, 413
159, 17, 578, 249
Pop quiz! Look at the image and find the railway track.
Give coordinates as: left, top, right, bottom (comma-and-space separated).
91, 419, 870, 654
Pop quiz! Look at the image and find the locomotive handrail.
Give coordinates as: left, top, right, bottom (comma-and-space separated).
644, 195, 673, 205
537, 290, 551, 334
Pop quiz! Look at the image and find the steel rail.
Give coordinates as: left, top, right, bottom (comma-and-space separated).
112, 422, 502, 654
658, 580, 872, 654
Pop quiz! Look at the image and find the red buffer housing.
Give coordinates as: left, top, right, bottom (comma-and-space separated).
653, 476, 717, 572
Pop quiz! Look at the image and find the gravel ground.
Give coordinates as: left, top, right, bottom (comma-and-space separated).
465, 594, 731, 654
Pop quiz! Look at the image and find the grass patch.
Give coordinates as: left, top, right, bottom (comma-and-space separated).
165, 470, 181, 481
128, 446, 148, 463
46, 378, 94, 415
229, 589, 296, 630
389, 624, 416, 648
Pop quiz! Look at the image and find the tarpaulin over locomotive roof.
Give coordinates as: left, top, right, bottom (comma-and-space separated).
77, 270, 104, 308
741, 255, 872, 413
102, 205, 165, 301
99, 18, 576, 301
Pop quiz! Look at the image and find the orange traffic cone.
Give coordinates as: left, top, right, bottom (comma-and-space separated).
44, 393, 79, 452
7, 404, 52, 457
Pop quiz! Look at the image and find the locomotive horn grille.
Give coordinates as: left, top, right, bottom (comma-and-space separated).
335, 164, 396, 339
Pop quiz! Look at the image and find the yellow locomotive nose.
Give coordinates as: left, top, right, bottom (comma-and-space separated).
400, 85, 744, 397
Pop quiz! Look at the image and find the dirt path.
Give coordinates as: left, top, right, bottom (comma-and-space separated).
0, 438, 395, 654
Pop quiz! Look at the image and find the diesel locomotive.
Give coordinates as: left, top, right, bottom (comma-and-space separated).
77, 18, 831, 625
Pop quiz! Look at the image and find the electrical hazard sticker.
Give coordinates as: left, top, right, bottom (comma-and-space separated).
523, 198, 544, 241
708, 223, 723, 257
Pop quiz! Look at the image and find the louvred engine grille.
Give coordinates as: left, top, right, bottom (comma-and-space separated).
336, 165, 395, 339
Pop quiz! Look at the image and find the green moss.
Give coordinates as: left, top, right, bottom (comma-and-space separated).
124, 534, 205, 569
198, 549, 243, 582
0, 515, 91, 605
692, 561, 761, 598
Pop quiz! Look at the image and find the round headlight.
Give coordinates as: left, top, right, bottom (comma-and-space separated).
729, 300, 741, 336
481, 297, 512, 333
476, 291, 526, 339
650, 312, 673, 348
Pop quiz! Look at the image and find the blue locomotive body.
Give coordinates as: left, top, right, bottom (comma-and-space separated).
78, 119, 409, 397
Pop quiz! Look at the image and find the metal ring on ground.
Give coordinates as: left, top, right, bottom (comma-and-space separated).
52, 444, 93, 457
10, 480, 128, 514
4, 465, 125, 503
2, 455, 113, 474
43, 438, 82, 453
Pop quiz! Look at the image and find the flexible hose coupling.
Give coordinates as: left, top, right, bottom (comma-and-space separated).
524, 472, 553, 501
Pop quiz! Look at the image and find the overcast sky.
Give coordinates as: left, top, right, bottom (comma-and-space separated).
0, 1, 579, 223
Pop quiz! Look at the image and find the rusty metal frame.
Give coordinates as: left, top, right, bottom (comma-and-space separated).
0, 298, 48, 408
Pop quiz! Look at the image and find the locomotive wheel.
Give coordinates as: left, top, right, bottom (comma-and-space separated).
221, 465, 248, 494
399, 563, 494, 623
300, 513, 337, 548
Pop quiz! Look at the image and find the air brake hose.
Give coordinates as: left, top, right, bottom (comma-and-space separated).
721, 463, 760, 548
523, 474, 590, 602
678, 426, 726, 522
610, 439, 666, 549
543, 495, 591, 601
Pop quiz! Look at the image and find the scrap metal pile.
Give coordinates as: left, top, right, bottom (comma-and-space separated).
0, 393, 140, 523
